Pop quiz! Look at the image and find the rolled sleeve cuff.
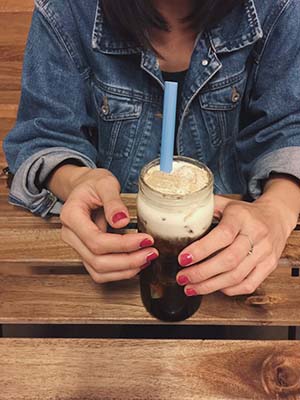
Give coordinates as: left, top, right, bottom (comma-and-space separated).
9, 147, 97, 217
248, 146, 300, 199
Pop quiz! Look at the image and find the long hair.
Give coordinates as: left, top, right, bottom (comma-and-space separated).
101, 0, 239, 49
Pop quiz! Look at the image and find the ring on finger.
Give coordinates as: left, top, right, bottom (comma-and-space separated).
240, 233, 254, 256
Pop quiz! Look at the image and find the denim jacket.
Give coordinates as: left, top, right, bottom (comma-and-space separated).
3, 0, 300, 216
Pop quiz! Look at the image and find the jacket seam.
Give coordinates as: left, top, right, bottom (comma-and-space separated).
253, 0, 291, 83
34, 0, 89, 77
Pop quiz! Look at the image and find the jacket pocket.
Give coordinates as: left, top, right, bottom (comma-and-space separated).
92, 85, 143, 167
199, 71, 246, 147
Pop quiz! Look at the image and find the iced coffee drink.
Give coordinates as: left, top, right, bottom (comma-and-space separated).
137, 156, 214, 322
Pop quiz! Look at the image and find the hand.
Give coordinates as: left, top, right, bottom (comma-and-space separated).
60, 168, 158, 283
176, 195, 295, 296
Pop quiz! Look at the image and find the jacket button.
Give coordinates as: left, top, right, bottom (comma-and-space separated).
101, 105, 110, 115
231, 87, 240, 103
202, 59, 209, 66
101, 96, 110, 115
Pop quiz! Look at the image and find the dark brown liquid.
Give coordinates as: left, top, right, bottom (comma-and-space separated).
138, 218, 202, 322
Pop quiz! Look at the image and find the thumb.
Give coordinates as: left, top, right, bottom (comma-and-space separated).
95, 177, 130, 228
214, 195, 232, 219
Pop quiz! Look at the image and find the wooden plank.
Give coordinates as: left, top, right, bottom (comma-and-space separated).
0, 62, 23, 90
1, 338, 300, 399
0, 118, 15, 138
0, 47, 25, 62
0, 219, 300, 266
0, 0, 34, 13
0, 14, 32, 46
0, 141, 7, 170
0, 103, 18, 118
1, 265, 300, 325
0, 91, 20, 106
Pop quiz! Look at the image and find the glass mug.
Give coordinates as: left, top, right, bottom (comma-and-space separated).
137, 156, 214, 322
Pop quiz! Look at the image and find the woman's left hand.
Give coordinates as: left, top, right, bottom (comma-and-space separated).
176, 195, 295, 297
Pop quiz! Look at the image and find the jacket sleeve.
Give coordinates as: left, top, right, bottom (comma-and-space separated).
3, 7, 98, 216
238, 0, 300, 198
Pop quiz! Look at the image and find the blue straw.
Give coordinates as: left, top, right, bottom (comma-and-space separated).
160, 81, 178, 173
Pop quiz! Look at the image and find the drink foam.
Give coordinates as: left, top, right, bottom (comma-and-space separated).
137, 159, 214, 240
143, 161, 209, 196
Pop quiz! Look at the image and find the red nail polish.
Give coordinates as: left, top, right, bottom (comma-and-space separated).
186, 288, 197, 297
112, 212, 128, 224
140, 262, 151, 270
177, 275, 189, 285
140, 239, 153, 248
180, 253, 193, 266
146, 252, 159, 263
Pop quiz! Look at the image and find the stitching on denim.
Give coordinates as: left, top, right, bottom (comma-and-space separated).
92, 1, 141, 54
201, 68, 246, 93
92, 75, 161, 105
253, 0, 291, 82
35, 0, 89, 76
207, 0, 262, 53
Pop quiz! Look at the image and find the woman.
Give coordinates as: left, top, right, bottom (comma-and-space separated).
3, 0, 300, 297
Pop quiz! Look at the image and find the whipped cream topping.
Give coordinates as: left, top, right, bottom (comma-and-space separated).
143, 161, 209, 195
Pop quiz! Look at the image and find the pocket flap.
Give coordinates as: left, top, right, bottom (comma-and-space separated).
200, 74, 246, 111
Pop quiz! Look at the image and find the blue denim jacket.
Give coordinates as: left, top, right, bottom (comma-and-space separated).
3, 0, 300, 216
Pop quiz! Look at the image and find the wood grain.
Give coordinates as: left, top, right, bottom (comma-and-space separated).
0, 226, 300, 266
1, 338, 300, 399
0, 14, 32, 46
0, 0, 34, 13
1, 265, 300, 325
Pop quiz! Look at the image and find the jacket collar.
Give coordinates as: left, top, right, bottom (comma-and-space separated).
92, 0, 262, 55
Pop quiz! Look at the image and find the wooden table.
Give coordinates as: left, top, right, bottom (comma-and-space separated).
1, 1, 300, 398
1, 186, 300, 399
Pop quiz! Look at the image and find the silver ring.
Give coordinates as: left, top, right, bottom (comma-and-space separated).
240, 233, 254, 256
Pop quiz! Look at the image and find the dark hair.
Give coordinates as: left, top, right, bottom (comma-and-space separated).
102, 0, 238, 49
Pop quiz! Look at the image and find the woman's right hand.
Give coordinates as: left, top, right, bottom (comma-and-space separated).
58, 167, 158, 283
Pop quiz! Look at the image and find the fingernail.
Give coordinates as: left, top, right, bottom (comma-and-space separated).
140, 262, 151, 270
180, 253, 193, 266
186, 288, 197, 297
140, 238, 153, 248
146, 252, 159, 263
112, 212, 128, 224
177, 275, 190, 285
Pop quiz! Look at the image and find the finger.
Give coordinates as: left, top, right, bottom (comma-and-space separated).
177, 234, 254, 284
221, 257, 278, 297
184, 254, 256, 296
91, 208, 107, 232
61, 203, 154, 255
83, 260, 141, 284
62, 226, 158, 272
178, 210, 243, 267
213, 195, 232, 218
94, 176, 130, 228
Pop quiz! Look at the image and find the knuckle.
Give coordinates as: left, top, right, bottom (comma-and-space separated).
88, 239, 102, 255
99, 174, 120, 192
199, 282, 212, 293
92, 259, 105, 274
220, 225, 236, 246
268, 254, 278, 268
243, 282, 257, 294
119, 236, 131, 253
221, 288, 235, 297
122, 269, 139, 280
230, 269, 243, 285
257, 222, 269, 239
60, 206, 71, 226
224, 251, 239, 269
92, 274, 105, 284
188, 267, 204, 283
